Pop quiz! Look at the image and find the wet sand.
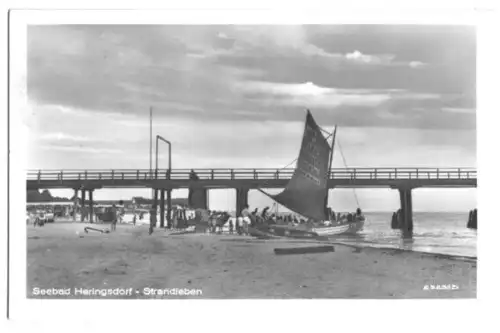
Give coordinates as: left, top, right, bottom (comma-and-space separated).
27, 222, 476, 299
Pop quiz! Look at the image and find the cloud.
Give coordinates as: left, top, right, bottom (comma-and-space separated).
41, 132, 92, 142
409, 61, 426, 68
40, 145, 123, 154
28, 25, 472, 129
235, 80, 442, 109
344, 50, 428, 69
345, 50, 395, 65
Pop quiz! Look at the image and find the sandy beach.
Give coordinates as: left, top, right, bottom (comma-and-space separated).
27, 222, 476, 299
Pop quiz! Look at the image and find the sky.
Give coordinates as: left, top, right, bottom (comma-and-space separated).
26, 25, 476, 212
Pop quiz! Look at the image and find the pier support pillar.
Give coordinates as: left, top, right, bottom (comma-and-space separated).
390, 211, 399, 229
149, 189, 159, 233
166, 189, 172, 229
159, 190, 165, 228
153, 189, 158, 210
467, 209, 477, 229
188, 187, 208, 210
398, 188, 413, 238
73, 189, 78, 221
89, 190, 94, 224
81, 190, 86, 222
236, 188, 249, 216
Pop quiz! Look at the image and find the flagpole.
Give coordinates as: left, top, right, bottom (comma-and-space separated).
150, 107, 153, 203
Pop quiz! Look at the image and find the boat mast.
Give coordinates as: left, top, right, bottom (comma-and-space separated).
324, 125, 338, 216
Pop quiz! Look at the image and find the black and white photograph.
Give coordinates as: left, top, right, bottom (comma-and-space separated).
19, 21, 478, 300
9, 6, 499, 325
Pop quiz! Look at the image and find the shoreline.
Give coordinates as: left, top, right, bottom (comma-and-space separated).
319, 241, 477, 263
37, 219, 477, 260
221, 237, 477, 262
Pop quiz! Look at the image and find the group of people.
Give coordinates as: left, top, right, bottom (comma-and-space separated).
141, 203, 364, 235
325, 207, 364, 224
207, 208, 251, 235
204, 205, 365, 234
204, 205, 307, 235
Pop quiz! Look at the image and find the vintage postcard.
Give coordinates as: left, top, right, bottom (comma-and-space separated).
7, 6, 494, 331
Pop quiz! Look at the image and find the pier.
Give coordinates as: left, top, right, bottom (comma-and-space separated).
27, 167, 476, 231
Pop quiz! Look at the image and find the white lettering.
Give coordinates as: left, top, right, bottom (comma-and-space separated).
423, 284, 460, 291
141, 288, 203, 297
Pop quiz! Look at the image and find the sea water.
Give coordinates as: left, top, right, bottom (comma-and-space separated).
122, 210, 477, 257
331, 212, 477, 257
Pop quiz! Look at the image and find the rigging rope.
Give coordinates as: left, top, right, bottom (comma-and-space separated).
280, 158, 298, 170
336, 138, 361, 209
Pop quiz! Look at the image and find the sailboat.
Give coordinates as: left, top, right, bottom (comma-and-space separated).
249, 110, 366, 239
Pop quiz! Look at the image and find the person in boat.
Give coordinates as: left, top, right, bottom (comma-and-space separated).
356, 208, 362, 217
347, 213, 353, 222
250, 210, 258, 227
261, 207, 270, 220
254, 213, 262, 226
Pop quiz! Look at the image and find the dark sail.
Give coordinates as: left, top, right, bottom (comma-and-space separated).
271, 111, 331, 221
188, 170, 208, 209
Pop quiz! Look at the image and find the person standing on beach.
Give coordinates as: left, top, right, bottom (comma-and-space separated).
111, 204, 117, 231
149, 207, 156, 235
235, 217, 241, 235
241, 205, 251, 235
172, 208, 178, 230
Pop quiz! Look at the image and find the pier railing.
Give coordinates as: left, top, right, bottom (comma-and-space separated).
27, 168, 477, 182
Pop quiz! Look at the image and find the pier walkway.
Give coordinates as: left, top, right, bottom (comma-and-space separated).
27, 167, 476, 190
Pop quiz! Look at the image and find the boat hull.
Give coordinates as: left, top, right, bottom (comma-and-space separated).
249, 218, 365, 239
312, 220, 364, 236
